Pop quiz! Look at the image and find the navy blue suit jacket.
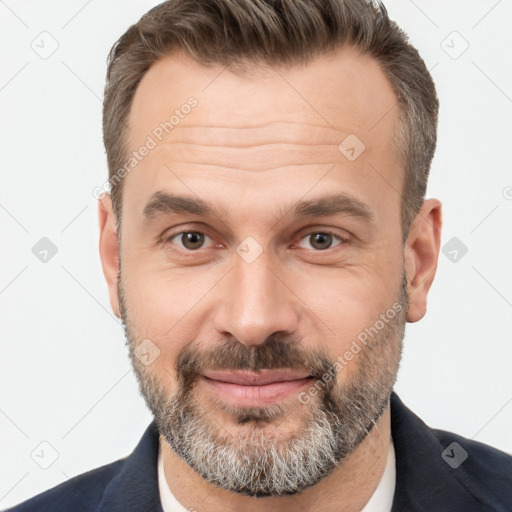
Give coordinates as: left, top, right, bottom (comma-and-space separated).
5, 392, 512, 511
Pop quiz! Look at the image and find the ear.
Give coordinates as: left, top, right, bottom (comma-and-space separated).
404, 198, 442, 323
98, 194, 121, 318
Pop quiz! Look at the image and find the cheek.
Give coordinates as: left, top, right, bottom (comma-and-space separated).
121, 264, 227, 362
293, 264, 402, 357
121, 272, 199, 375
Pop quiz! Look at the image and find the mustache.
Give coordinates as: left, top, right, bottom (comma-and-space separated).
174, 336, 336, 388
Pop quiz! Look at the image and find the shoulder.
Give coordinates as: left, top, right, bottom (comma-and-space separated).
5, 422, 162, 512
432, 426, 512, 489
4, 458, 127, 512
390, 392, 512, 511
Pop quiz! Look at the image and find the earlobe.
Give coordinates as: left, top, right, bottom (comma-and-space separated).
98, 194, 121, 317
404, 199, 442, 323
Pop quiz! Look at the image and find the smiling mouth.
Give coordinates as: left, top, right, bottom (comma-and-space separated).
200, 370, 316, 407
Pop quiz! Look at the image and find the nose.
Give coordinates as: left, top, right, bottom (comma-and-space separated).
212, 250, 301, 347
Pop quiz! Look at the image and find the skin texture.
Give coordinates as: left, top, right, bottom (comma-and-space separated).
98, 46, 442, 511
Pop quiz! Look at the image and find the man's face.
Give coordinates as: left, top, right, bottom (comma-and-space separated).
112, 47, 410, 495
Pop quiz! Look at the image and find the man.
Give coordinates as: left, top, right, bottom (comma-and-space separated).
7, 0, 512, 511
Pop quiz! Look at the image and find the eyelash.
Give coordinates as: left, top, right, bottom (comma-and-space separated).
162, 228, 349, 255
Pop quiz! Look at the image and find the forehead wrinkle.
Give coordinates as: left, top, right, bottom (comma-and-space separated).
168, 140, 336, 150
145, 140, 349, 173
164, 160, 343, 174
128, 110, 367, 152
151, 121, 353, 147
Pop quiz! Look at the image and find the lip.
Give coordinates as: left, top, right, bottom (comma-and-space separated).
202, 369, 311, 385
200, 370, 314, 407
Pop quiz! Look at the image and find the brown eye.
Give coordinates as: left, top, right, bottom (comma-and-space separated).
297, 231, 343, 251
181, 232, 204, 250
169, 231, 210, 251
310, 233, 333, 250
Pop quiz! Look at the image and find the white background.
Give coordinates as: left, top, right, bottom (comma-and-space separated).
1, 0, 511, 508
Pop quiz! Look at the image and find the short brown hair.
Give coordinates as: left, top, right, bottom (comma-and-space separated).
103, 0, 438, 239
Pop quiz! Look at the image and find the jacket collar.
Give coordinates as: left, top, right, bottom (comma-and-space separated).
390, 392, 502, 511
98, 420, 163, 512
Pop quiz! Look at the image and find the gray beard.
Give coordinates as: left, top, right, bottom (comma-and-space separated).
122, 275, 408, 496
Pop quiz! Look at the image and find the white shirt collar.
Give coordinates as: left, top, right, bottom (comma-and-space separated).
360, 438, 396, 512
158, 440, 190, 512
158, 437, 396, 512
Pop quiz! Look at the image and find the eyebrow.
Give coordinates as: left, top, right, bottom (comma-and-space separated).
142, 191, 374, 224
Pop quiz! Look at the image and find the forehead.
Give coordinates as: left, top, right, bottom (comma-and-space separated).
128, 46, 398, 141
122, 46, 402, 225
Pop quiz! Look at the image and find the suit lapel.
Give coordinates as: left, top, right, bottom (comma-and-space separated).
98, 421, 164, 512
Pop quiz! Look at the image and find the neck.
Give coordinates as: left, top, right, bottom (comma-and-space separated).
160, 405, 392, 512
